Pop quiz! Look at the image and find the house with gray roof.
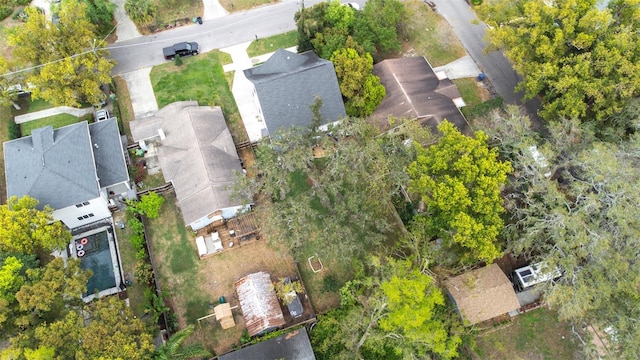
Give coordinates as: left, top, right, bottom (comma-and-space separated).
371, 57, 471, 134
130, 101, 249, 231
244, 49, 346, 139
3, 119, 130, 229
219, 327, 316, 360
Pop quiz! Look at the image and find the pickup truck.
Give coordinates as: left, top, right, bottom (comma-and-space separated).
163, 42, 199, 60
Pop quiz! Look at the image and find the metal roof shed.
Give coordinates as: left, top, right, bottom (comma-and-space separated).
235, 272, 285, 337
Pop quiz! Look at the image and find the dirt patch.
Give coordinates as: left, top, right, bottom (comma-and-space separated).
145, 193, 301, 355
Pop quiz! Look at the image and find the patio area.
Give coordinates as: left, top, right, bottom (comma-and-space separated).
195, 213, 260, 259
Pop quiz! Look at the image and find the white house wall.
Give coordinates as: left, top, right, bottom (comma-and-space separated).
188, 204, 252, 231
53, 197, 111, 229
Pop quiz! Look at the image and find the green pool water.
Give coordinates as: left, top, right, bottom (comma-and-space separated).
77, 230, 116, 296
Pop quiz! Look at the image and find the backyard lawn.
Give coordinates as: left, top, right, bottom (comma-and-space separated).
472, 308, 583, 359
113, 211, 148, 319
150, 51, 247, 143
144, 193, 298, 355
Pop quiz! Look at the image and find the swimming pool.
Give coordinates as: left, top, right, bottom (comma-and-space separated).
75, 229, 117, 297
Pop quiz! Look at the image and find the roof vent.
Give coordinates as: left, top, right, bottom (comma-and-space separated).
158, 128, 166, 141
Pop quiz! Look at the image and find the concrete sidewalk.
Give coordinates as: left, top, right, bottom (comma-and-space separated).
203, 0, 228, 20
15, 106, 95, 124
113, 0, 141, 42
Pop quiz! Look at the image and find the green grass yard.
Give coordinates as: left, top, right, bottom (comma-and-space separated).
218, 0, 276, 12
246, 31, 297, 58
150, 51, 247, 142
20, 113, 91, 136
472, 308, 582, 359
403, 0, 467, 67
114, 211, 148, 319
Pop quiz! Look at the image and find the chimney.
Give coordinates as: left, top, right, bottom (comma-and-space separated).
31, 126, 55, 151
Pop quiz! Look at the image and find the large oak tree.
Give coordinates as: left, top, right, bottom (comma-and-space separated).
481, 0, 640, 123
0, 196, 70, 255
6, 0, 114, 107
237, 117, 431, 260
407, 121, 512, 265
477, 108, 640, 358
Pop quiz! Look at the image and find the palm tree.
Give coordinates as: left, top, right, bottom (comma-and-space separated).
153, 324, 211, 360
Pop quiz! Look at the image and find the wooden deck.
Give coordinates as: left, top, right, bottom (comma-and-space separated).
196, 213, 261, 258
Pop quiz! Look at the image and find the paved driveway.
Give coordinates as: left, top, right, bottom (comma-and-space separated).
430, 0, 544, 126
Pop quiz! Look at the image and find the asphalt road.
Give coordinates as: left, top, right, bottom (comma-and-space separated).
430, 0, 544, 125
108, 0, 326, 75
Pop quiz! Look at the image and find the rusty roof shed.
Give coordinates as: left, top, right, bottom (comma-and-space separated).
235, 271, 285, 337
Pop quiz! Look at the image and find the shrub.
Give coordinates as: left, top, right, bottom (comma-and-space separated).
239, 329, 250, 344
322, 274, 341, 292
174, 54, 183, 66
0, 6, 13, 20
134, 261, 153, 284
135, 248, 147, 261
8, 120, 20, 140
471, 0, 483, 5
16, 0, 32, 5
129, 234, 144, 252
130, 192, 165, 219
124, 0, 154, 25
127, 217, 145, 235
272, 278, 303, 305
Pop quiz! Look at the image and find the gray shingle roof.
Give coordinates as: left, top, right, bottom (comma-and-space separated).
372, 57, 471, 134
219, 327, 316, 360
130, 102, 244, 226
3, 122, 100, 210
244, 49, 346, 136
89, 119, 128, 188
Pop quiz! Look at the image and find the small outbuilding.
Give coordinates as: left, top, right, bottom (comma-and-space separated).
214, 303, 235, 330
444, 263, 520, 325
235, 272, 285, 337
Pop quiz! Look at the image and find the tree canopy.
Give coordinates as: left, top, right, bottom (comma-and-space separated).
237, 118, 431, 260
2, 296, 155, 359
0, 196, 70, 255
5, 0, 114, 107
476, 107, 640, 358
153, 324, 211, 360
331, 47, 385, 117
480, 0, 640, 123
407, 122, 511, 265
311, 257, 462, 359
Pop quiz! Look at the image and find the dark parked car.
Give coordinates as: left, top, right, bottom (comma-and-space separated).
163, 42, 199, 60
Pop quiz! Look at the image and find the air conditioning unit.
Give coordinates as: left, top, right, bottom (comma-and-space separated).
514, 262, 561, 289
